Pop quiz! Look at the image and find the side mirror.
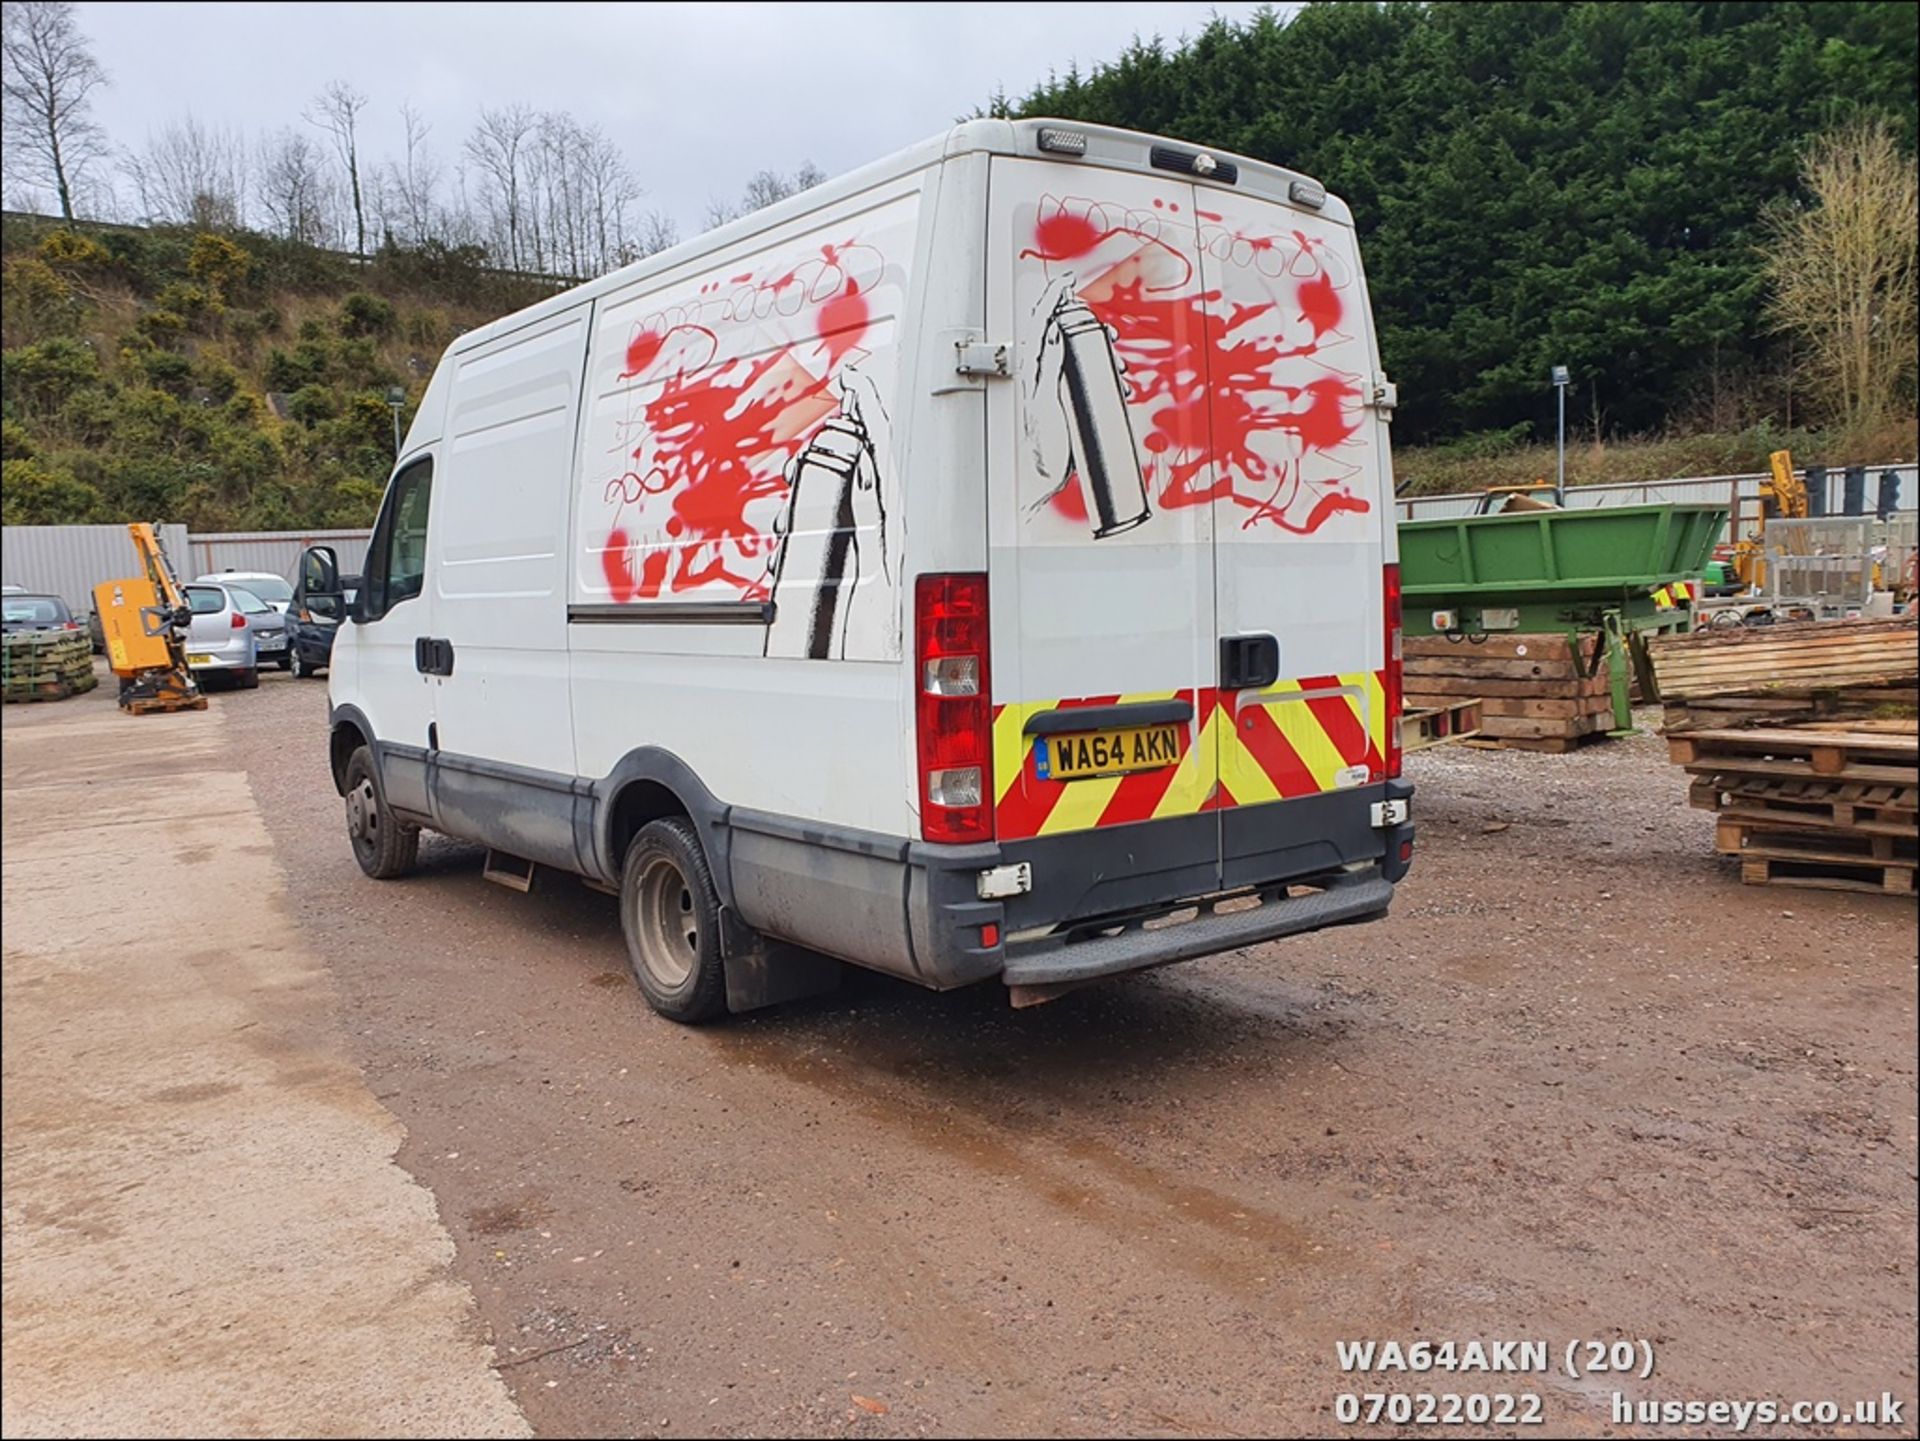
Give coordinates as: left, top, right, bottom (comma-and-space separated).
300, 544, 340, 599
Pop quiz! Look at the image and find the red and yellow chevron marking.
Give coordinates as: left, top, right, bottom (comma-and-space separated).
991, 671, 1387, 841
1652, 579, 1699, 608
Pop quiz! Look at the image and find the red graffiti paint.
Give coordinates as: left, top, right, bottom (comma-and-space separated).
601, 527, 639, 602
816, 279, 869, 368
1049, 479, 1089, 522
1032, 198, 1370, 534
620, 330, 664, 379
1028, 208, 1104, 261
1295, 271, 1342, 339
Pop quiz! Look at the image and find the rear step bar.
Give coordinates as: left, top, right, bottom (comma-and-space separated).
1002, 871, 1393, 994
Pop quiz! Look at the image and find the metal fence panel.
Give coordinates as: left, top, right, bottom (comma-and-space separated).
184, 530, 372, 583
0, 523, 192, 612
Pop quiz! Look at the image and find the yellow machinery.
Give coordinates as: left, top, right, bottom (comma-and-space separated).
1729, 449, 1809, 590
93, 522, 206, 714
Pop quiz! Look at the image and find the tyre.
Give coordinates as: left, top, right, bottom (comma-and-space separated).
277, 655, 293, 671
619, 818, 726, 1024
238, 667, 260, 690
293, 654, 315, 678
344, 746, 419, 879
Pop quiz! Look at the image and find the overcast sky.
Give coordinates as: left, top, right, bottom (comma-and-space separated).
71, 1, 1282, 235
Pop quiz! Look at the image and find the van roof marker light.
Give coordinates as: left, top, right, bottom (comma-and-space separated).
1036, 127, 1088, 156
1289, 178, 1327, 209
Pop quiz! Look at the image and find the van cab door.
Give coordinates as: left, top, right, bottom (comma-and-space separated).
985, 159, 1224, 907
347, 453, 437, 817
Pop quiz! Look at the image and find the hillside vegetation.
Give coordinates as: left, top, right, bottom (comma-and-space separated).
1, 217, 559, 529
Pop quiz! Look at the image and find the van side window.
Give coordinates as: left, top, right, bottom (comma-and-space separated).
363, 457, 433, 621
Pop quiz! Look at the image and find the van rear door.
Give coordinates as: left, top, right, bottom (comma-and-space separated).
985, 160, 1224, 910
1189, 189, 1391, 883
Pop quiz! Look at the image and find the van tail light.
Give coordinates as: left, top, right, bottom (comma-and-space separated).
915, 573, 994, 844
1383, 563, 1404, 779
230, 611, 247, 629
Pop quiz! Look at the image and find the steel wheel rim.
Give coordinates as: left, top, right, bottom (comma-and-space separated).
348, 778, 379, 857
634, 855, 698, 989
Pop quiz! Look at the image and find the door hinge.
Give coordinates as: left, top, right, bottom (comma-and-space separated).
1369, 374, 1398, 412
955, 340, 1011, 377
976, 862, 1031, 900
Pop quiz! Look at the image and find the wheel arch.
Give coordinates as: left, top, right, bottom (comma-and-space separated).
328, 704, 376, 796
593, 748, 735, 908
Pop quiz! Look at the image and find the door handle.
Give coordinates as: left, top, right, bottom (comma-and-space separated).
414, 637, 455, 677
1219, 634, 1280, 691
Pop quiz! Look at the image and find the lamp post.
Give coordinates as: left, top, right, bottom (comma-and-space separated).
386, 385, 406, 457
1550, 365, 1570, 503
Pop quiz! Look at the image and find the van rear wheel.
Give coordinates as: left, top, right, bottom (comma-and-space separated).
620, 818, 726, 1024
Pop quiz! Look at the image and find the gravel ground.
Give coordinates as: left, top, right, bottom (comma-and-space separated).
230, 671, 1915, 1438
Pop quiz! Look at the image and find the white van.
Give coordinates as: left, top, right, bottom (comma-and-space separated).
303, 119, 1414, 1023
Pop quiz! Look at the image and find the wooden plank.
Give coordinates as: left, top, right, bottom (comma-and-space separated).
1716, 803, 1918, 839
1404, 672, 1612, 699
1738, 856, 1917, 895
1681, 755, 1920, 787
1479, 712, 1612, 740
1403, 657, 1591, 682
1406, 633, 1597, 663
1669, 727, 1919, 760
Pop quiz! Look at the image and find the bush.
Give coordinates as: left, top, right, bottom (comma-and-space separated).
37, 229, 112, 271
137, 348, 195, 396
2, 337, 102, 417
402, 307, 450, 350
2, 456, 105, 525
264, 343, 330, 392
185, 232, 254, 301
197, 357, 243, 403
1, 418, 36, 461
287, 384, 340, 427
136, 308, 188, 348
154, 281, 222, 332
1, 257, 82, 346
339, 292, 396, 339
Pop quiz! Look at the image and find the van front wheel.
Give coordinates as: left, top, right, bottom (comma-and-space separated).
620, 818, 727, 1024
344, 746, 419, 880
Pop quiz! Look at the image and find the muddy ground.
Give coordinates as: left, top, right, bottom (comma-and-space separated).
26, 667, 1920, 1437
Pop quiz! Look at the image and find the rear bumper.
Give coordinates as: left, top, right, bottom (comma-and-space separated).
724, 781, 1413, 994
187, 638, 254, 669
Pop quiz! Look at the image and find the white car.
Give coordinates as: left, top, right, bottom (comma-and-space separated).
196, 571, 295, 669
311, 119, 1413, 1024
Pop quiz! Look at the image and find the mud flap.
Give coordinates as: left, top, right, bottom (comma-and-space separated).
721, 911, 842, 1014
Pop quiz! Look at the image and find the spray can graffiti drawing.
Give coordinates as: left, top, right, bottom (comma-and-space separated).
764, 411, 873, 660
1050, 294, 1152, 539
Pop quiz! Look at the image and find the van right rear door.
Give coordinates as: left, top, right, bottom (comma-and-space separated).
985, 160, 1224, 916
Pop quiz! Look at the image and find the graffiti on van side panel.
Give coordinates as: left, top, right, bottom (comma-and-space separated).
587, 231, 908, 659
761, 369, 893, 660
1026, 279, 1152, 538
1021, 195, 1371, 539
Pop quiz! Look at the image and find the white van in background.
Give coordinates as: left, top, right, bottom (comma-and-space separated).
303, 119, 1414, 1023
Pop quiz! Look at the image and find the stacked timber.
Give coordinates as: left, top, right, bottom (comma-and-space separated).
1651, 617, 1918, 895
1, 630, 97, 703
1403, 632, 1618, 753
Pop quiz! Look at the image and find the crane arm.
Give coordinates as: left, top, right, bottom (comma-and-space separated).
128, 522, 190, 610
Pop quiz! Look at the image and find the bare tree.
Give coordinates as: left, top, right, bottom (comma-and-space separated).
307, 79, 370, 258
122, 114, 248, 228
465, 103, 535, 268
1, 0, 109, 219
706, 161, 827, 232
387, 100, 440, 246
629, 208, 679, 261
256, 127, 332, 244
1762, 116, 1920, 435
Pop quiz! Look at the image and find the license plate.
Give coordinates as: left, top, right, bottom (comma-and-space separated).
1035, 724, 1182, 781
188, 654, 213, 666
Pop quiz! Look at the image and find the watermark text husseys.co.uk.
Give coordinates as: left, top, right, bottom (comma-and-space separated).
1613, 1391, 1905, 1432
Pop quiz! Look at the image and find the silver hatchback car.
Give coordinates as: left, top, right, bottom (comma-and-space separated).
182, 582, 275, 689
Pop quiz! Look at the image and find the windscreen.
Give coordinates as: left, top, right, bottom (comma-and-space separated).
185, 587, 225, 615
231, 588, 274, 615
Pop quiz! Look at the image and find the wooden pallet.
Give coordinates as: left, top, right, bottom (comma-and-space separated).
1400, 698, 1482, 751
1716, 820, 1918, 895
1649, 617, 1919, 703
1406, 631, 1621, 750
1668, 725, 1919, 776
1688, 773, 1919, 833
